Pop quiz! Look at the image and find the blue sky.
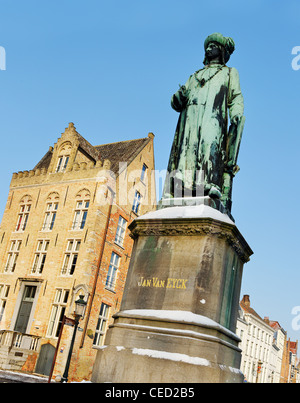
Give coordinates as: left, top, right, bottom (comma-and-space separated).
0, 0, 300, 341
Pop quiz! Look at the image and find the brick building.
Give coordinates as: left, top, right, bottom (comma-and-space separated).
0, 122, 156, 381
281, 338, 298, 383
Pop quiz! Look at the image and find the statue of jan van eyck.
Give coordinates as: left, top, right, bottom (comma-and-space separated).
163, 33, 245, 212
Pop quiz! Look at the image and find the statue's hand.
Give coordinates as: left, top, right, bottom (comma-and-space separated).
179, 85, 190, 99
231, 115, 242, 125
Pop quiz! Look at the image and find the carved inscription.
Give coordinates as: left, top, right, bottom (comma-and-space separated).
138, 277, 188, 289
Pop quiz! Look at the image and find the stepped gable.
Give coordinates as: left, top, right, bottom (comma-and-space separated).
33, 123, 101, 171
33, 123, 152, 175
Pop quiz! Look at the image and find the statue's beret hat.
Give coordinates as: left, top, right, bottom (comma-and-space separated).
204, 33, 235, 63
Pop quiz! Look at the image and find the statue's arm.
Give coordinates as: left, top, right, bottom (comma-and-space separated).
171, 80, 190, 112
228, 68, 244, 123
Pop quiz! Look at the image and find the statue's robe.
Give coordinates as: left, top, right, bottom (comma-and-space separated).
163, 64, 244, 201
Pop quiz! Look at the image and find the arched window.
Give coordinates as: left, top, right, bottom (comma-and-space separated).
71, 189, 91, 230
55, 142, 72, 173
42, 192, 60, 231
15, 195, 32, 232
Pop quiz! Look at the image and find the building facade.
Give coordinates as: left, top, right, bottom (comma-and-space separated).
237, 295, 280, 383
236, 295, 299, 383
268, 320, 286, 383
280, 338, 299, 383
0, 123, 156, 381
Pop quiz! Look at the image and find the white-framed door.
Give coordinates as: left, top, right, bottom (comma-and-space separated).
11, 281, 41, 334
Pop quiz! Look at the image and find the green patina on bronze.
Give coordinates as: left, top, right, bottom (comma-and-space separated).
163, 33, 245, 212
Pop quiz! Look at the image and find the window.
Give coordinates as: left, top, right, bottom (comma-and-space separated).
56, 155, 69, 173
71, 200, 90, 230
4, 240, 21, 273
245, 340, 249, 356
93, 303, 110, 346
47, 289, 69, 337
42, 203, 58, 231
15, 204, 31, 232
140, 164, 148, 183
114, 216, 127, 247
105, 252, 120, 291
0, 285, 10, 322
31, 240, 49, 274
132, 191, 141, 214
23, 285, 36, 301
61, 240, 81, 276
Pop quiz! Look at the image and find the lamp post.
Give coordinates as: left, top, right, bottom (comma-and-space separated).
61, 295, 87, 383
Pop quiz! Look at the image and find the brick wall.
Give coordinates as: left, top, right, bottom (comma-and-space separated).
0, 127, 156, 381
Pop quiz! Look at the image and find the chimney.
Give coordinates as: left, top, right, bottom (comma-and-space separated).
264, 317, 270, 325
242, 295, 250, 307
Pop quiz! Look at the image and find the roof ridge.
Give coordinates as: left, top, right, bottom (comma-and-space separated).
94, 137, 149, 148
240, 301, 264, 322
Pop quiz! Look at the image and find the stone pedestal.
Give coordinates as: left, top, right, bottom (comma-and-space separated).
92, 198, 253, 383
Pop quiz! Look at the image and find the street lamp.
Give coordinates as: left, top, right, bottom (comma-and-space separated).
74, 295, 87, 318
61, 295, 87, 383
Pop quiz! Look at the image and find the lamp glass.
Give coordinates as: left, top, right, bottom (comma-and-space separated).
75, 295, 86, 317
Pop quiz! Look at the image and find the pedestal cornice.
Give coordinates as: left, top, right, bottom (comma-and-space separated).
129, 215, 253, 264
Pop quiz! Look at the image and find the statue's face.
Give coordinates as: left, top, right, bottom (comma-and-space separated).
205, 42, 221, 61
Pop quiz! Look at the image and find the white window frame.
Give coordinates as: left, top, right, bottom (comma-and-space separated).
105, 252, 120, 291
56, 155, 69, 173
71, 200, 90, 230
42, 202, 58, 231
4, 240, 22, 273
93, 302, 110, 346
31, 240, 50, 275
47, 289, 69, 338
61, 240, 81, 276
140, 163, 148, 183
132, 191, 141, 214
0, 284, 10, 322
15, 204, 31, 232
114, 216, 127, 247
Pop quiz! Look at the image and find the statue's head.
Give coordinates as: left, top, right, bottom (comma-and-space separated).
203, 33, 235, 65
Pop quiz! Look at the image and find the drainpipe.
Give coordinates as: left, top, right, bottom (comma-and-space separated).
80, 187, 114, 348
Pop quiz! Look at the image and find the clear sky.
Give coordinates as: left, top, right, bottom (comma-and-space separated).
0, 0, 300, 341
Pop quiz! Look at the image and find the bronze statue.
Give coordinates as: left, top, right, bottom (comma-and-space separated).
163, 33, 245, 212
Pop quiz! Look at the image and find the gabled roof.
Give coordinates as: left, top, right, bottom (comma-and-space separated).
290, 341, 298, 354
34, 149, 53, 170
240, 301, 264, 321
94, 137, 151, 174
240, 295, 264, 321
269, 320, 287, 334
76, 131, 101, 162
33, 124, 153, 175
